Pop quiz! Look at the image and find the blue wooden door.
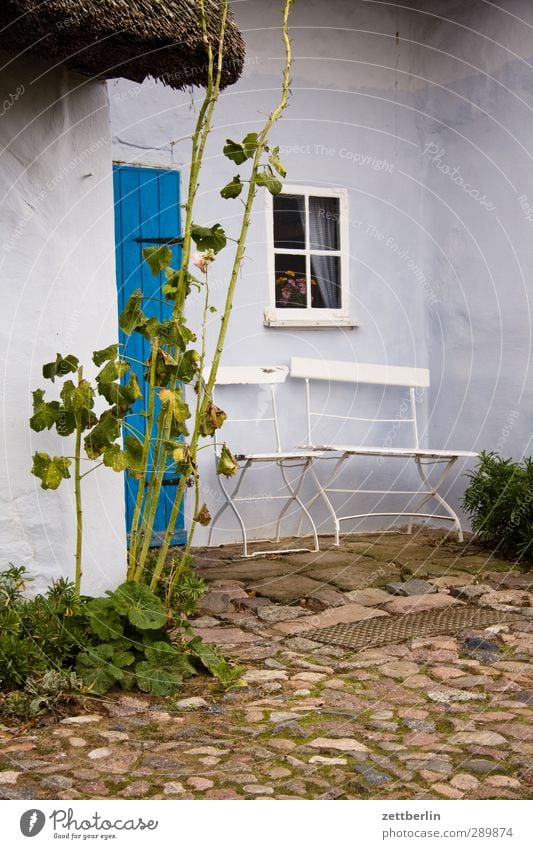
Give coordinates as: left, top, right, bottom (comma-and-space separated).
113, 164, 186, 547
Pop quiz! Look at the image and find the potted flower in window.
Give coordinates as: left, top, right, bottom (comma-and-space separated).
275, 270, 316, 307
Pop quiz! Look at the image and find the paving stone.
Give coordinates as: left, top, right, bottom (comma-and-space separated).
484, 775, 521, 788
252, 575, 328, 604
305, 562, 402, 591
429, 576, 470, 588
307, 737, 368, 753
291, 671, 326, 683
450, 774, 480, 791
266, 767, 292, 779
486, 573, 533, 591
257, 604, 310, 623
175, 697, 208, 709
478, 590, 532, 607
427, 688, 487, 703
243, 783, 274, 795
68, 737, 88, 748
283, 636, 325, 652
451, 583, 493, 600
0, 771, 21, 784
383, 593, 462, 615
88, 747, 113, 760
380, 661, 419, 679
189, 616, 220, 628
163, 782, 186, 794
120, 780, 151, 797
187, 776, 214, 790
304, 587, 348, 611
459, 761, 505, 778
431, 782, 463, 799
60, 714, 104, 725
234, 597, 273, 612
345, 587, 395, 606
271, 602, 388, 635
450, 731, 507, 746
309, 755, 348, 766
191, 626, 258, 644
353, 763, 392, 785
77, 780, 109, 795
269, 739, 297, 752
197, 591, 234, 616
243, 669, 289, 684
386, 579, 438, 596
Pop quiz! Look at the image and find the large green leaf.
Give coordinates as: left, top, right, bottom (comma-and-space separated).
96, 360, 129, 386
85, 597, 124, 641
188, 635, 245, 688
102, 443, 127, 472
158, 387, 190, 425
135, 642, 195, 696
110, 582, 167, 630
29, 389, 60, 432
84, 410, 120, 459
143, 245, 173, 275
123, 436, 143, 476
217, 443, 238, 477
191, 223, 227, 253
220, 175, 243, 199
75, 643, 133, 695
93, 344, 119, 367
223, 132, 258, 164
119, 290, 146, 336
176, 349, 201, 383
31, 452, 71, 490
256, 167, 283, 195
60, 379, 94, 414
42, 353, 79, 382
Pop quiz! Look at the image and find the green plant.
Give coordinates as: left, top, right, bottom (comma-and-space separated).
0, 671, 87, 721
29, 348, 141, 593
463, 450, 533, 561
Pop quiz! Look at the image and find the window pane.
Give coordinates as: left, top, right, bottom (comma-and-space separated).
309, 196, 340, 251
310, 255, 341, 308
275, 254, 307, 308
273, 194, 305, 249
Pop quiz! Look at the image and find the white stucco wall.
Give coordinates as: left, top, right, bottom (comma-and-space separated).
109, 0, 533, 545
0, 54, 126, 594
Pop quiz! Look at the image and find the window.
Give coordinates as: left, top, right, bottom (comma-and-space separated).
264, 185, 354, 327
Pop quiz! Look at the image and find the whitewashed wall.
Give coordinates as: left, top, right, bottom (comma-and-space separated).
0, 54, 126, 594
109, 0, 533, 546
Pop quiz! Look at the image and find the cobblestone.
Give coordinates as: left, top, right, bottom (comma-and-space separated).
1, 533, 530, 802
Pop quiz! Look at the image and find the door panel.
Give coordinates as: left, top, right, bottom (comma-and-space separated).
113, 165, 186, 547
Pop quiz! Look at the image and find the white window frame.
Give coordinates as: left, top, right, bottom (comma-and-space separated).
264, 184, 356, 328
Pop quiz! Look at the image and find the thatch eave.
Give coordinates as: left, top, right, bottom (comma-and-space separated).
0, 1, 245, 90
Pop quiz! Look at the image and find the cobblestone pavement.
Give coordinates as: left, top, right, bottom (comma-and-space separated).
1, 532, 532, 800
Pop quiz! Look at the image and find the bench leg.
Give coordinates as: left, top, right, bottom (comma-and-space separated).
412, 456, 463, 540
276, 458, 319, 552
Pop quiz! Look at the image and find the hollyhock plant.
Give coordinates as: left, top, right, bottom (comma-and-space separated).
192, 249, 215, 274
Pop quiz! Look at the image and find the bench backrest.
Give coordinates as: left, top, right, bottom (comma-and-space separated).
290, 357, 430, 449
208, 365, 289, 454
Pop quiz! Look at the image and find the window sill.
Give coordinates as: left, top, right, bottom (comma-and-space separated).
263, 311, 360, 329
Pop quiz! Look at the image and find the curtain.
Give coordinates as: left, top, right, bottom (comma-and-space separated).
309, 196, 340, 308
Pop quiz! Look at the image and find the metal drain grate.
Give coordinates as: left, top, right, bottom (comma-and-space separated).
305, 607, 525, 651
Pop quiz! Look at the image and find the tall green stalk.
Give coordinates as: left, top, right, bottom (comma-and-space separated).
133, 0, 228, 586
73, 367, 83, 595
161, 0, 295, 600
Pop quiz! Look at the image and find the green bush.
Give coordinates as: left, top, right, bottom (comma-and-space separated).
0, 566, 243, 713
462, 451, 533, 561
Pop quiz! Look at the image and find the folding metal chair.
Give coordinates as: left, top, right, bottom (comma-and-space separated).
206, 365, 322, 557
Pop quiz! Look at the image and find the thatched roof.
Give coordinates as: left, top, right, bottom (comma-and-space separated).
0, 1, 245, 89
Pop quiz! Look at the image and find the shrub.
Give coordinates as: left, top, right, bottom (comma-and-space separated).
0, 566, 243, 714
462, 451, 533, 561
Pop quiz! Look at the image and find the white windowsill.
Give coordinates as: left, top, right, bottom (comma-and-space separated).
263, 315, 361, 329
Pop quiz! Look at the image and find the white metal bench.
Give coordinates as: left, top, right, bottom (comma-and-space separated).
290, 357, 478, 543
206, 365, 322, 557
